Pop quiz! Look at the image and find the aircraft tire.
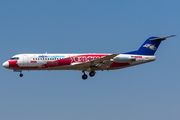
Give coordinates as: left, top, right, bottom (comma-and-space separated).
20, 73, 23, 77
89, 71, 95, 77
82, 74, 88, 80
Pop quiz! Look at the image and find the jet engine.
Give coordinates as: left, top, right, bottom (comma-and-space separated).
113, 56, 136, 63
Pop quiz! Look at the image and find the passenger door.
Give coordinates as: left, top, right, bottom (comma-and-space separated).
23, 55, 28, 67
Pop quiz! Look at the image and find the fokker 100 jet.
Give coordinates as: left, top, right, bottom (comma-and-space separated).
2, 35, 175, 80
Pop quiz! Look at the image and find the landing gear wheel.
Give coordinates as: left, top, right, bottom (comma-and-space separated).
19, 73, 23, 77
82, 74, 88, 80
89, 71, 95, 77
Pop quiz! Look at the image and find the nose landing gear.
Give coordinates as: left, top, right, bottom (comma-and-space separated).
19, 73, 23, 77
13, 69, 23, 77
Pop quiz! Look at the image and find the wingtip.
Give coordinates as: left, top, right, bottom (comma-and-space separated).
171, 35, 176, 37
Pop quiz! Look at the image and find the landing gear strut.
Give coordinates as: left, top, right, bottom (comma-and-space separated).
19, 73, 23, 77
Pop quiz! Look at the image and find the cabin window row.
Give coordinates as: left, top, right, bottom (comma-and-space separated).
33, 57, 101, 61
33, 58, 68, 60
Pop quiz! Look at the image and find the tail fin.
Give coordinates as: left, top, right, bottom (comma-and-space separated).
135, 35, 175, 55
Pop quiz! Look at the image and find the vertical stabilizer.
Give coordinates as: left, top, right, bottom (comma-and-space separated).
136, 37, 161, 55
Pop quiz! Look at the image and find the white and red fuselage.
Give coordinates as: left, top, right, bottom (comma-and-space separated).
2, 35, 175, 79
3, 53, 155, 72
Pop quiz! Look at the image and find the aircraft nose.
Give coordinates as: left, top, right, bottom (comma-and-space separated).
2, 61, 9, 68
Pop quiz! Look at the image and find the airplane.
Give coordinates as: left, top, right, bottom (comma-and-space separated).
2, 35, 175, 80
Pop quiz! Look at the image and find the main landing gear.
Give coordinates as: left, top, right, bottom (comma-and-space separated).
82, 73, 88, 80
89, 71, 95, 77
82, 71, 96, 80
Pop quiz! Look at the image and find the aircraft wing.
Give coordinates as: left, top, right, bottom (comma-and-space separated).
71, 53, 120, 71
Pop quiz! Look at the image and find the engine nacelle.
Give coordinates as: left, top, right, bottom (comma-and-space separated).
113, 56, 135, 63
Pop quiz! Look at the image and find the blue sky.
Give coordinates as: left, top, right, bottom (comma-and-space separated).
0, 1, 180, 120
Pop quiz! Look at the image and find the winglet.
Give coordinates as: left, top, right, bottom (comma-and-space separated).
150, 35, 176, 41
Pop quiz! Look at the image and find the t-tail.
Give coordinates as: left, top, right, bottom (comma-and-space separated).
125, 35, 176, 55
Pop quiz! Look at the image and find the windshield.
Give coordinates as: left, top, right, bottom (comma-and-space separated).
10, 57, 19, 60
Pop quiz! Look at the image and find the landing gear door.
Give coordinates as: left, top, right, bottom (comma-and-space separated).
23, 55, 28, 67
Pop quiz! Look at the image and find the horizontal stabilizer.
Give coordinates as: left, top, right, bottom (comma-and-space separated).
150, 35, 176, 41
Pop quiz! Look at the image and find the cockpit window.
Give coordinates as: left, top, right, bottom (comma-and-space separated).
10, 57, 19, 60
